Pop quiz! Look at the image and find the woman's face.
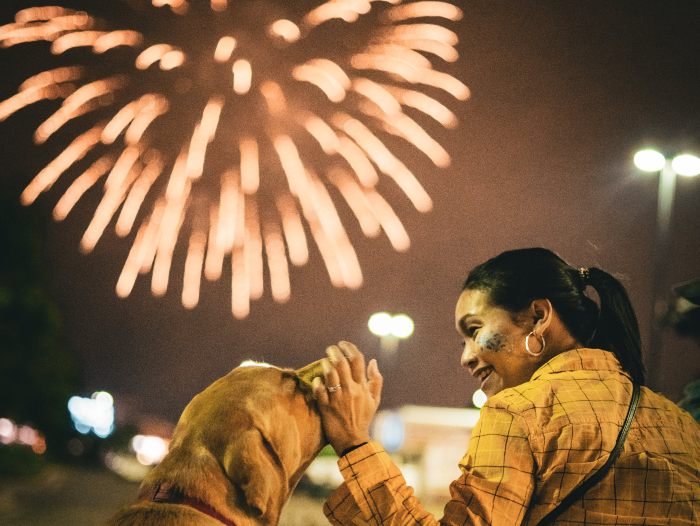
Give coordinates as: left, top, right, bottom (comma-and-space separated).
455, 288, 537, 397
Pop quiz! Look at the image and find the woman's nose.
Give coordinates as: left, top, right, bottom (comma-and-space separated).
460, 343, 479, 371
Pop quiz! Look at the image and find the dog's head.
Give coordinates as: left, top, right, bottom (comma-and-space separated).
166, 360, 326, 524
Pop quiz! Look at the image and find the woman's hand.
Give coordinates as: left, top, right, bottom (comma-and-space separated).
312, 341, 383, 456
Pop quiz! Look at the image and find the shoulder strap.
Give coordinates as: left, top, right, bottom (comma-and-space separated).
536, 382, 641, 526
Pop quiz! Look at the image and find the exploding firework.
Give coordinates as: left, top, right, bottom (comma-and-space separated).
1, 0, 468, 318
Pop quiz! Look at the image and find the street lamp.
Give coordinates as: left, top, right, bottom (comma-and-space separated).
633, 148, 700, 388
368, 312, 414, 355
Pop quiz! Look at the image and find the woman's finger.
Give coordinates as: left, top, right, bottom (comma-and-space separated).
321, 356, 343, 397
338, 341, 367, 384
367, 358, 383, 403
326, 345, 352, 387
312, 376, 330, 406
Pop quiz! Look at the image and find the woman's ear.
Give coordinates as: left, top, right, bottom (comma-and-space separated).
531, 298, 554, 333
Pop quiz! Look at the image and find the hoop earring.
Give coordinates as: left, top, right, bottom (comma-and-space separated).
525, 331, 546, 356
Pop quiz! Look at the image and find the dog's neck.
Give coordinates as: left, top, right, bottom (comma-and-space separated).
138, 482, 240, 526
139, 442, 315, 526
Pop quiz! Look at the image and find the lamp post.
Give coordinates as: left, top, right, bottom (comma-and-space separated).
368, 312, 414, 359
633, 149, 700, 388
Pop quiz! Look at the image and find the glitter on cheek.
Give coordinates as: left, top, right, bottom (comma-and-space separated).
477, 332, 508, 353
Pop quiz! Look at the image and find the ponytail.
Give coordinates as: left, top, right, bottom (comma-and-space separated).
586, 268, 645, 385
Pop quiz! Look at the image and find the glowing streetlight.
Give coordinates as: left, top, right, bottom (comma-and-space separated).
634, 149, 700, 177
671, 154, 700, 177
368, 312, 414, 339
368, 312, 394, 337
633, 148, 700, 388
633, 149, 666, 172
390, 314, 415, 339
368, 312, 414, 355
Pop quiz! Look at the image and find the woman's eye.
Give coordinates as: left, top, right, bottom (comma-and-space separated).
467, 326, 479, 337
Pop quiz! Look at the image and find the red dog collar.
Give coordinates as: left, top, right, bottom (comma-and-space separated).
139, 482, 238, 526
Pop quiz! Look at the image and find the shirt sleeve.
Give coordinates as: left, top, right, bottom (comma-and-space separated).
324, 441, 437, 525
323, 402, 535, 526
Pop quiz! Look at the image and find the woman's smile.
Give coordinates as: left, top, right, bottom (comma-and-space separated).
473, 366, 493, 387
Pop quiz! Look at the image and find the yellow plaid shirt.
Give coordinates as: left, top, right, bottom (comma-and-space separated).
323, 348, 700, 525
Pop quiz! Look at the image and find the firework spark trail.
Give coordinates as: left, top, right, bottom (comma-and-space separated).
1, 0, 469, 318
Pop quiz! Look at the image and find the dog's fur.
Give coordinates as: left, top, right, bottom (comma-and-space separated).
109, 360, 326, 525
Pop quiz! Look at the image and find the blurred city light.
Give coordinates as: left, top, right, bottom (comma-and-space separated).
633, 149, 700, 177
368, 312, 414, 339
131, 434, 169, 466
368, 312, 393, 337
0, 417, 16, 444
633, 149, 666, 172
390, 314, 415, 339
374, 410, 405, 452
0, 417, 46, 454
67, 391, 115, 438
104, 450, 151, 481
671, 153, 700, 177
472, 389, 488, 409
303, 455, 345, 488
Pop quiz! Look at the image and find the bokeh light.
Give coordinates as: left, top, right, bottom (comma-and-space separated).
472, 388, 487, 409
368, 311, 393, 336
67, 391, 115, 438
373, 410, 405, 452
0, 417, 46, 454
369, 311, 414, 339
131, 434, 169, 465
0, 1, 468, 318
671, 153, 700, 177
633, 149, 666, 173
0, 417, 17, 444
390, 313, 414, 338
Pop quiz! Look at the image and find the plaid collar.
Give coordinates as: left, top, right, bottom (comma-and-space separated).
530, 348, 628, 382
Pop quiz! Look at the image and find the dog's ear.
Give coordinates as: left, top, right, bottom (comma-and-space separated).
224, 429, 279, 518
295, 359, 325, 394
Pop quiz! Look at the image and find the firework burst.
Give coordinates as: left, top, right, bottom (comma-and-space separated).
1, 0, 468, 318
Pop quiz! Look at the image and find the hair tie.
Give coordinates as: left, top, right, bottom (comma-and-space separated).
579, 267, 590, 285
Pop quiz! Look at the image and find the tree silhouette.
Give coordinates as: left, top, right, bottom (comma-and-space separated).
0, 176, 81, 459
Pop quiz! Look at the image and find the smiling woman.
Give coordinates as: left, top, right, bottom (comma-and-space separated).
314, 248, 700, 525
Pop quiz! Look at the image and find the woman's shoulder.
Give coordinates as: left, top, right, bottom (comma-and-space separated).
485, 380, 555, 421
485, 368, 616, 430
638, 386, 700, 433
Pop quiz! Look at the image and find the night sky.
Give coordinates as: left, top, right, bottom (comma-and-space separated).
1, 1, 699, 424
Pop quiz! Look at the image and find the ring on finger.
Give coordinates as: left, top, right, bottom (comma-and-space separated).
327, 384, 342, 393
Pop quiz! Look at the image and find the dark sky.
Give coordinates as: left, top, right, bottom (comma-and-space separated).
2, 1, 699, 423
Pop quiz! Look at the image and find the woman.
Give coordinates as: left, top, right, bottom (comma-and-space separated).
312, 248, 700, 525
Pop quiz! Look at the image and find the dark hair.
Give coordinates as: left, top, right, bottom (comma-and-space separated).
463, 248, 645, 385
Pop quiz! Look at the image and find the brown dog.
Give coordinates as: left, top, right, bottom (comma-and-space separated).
109, 360, 326, 526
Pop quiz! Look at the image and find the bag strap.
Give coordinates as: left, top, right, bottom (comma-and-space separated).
536, 381, 641, 525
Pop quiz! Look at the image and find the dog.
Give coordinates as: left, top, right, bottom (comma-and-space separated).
109, 360, 326, 526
